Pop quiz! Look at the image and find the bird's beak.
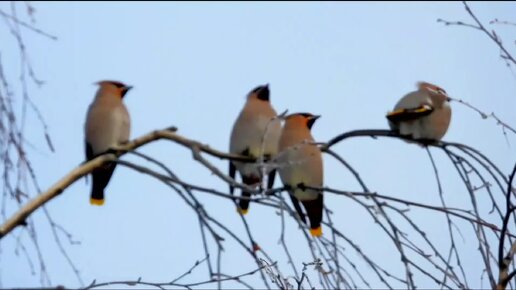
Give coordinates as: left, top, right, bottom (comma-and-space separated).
121, 86, 133, 98
307, 115, 321, 129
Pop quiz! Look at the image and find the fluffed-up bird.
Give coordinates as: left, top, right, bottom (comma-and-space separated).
386, 82, 452, 141
277, 113, 324, 237
229, 84, 282, 215
85, 80, 132, 206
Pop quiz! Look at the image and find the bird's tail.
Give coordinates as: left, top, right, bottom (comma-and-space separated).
310, 226, 322, 237
89, 169, 108, 206
237, 191, 251, 215
302, 194, 324, 237
237, 176, 260, 215
90, 188, 105, 206
88, 164, 116, 206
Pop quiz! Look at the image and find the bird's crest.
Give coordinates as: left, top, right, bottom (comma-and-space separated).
95, 80, 127, 88
248, 84, 270, 101
417, 81, 447, 96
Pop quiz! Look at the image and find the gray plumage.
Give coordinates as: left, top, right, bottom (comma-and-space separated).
277, 113, 323, 237
387, 82, 452, 141
85, 80, 132, 205
229, 84, 282, 214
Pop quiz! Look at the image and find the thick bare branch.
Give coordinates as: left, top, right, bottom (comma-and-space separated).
0, 127, 262, 239
2, 125, 513, 289
0, 154, 115, 238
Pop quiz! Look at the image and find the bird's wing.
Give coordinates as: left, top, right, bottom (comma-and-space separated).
288, 192, 306, 224
229, 161, 236, 195
386, 104, 434, 122
85, 141, 94, 161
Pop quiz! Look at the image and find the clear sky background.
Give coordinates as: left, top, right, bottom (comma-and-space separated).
2, 1, 516, 289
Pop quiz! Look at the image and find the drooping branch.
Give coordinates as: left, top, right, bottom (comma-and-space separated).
497, 162, 516, 290
321, 128, 512, 289
2, 1, 515, 289
2, 125, 513, 289
0, 3, 64, 285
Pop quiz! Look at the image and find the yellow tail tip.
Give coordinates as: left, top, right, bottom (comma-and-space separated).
90, 198, 104, 206
237, 207, 249, 215
310, 226, 322, 237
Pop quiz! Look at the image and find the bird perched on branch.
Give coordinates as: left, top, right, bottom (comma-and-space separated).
277, 113, 324, 237
85, 80, 132, 206
386, 82, 452, 142
229, 84, 282, 215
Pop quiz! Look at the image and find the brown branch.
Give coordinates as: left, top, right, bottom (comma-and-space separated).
0, 153, 116, 238
0, 127, 261, 239
3, 125, 513, 289
118, 127, 254, 162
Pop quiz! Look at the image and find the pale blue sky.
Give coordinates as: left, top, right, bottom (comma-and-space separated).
2, 1, 516, 289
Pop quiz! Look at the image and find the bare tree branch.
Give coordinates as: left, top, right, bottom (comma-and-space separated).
437, 1, 516, 68
448, 97, 516, 136
497, 162, 516, 290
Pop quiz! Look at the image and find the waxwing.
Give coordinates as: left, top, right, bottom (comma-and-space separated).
229, 84, 282, 214
85, 80, 132, 205
277, 113, 323, 237
386, 82, 452, 141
